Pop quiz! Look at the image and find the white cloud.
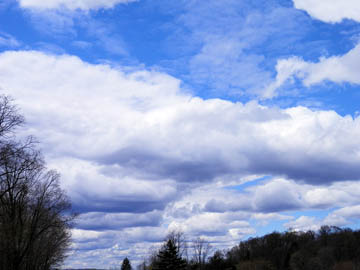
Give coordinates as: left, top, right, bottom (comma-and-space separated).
293, 0, 360, 23
67, 227, 167, 268
1, 51, 360, 189
18, 0, 137, 11
252, 179, 304, 212
324, 205, 360, 226
266, 43, 360, 97
2, 50, 360, 267
304, 187, 350, 208
202, 178, 360, 216
284, 216, 321, 231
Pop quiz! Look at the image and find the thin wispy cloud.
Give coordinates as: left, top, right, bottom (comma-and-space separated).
18, 0, 138, 11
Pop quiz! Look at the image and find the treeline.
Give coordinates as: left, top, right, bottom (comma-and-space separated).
139, 226, 360, 270
225, 226, 360, 270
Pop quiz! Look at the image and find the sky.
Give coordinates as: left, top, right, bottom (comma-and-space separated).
1, 0, 360, 268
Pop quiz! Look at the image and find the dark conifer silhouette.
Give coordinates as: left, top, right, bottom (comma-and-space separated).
154, 239, 187, 270
121, 257, 132, 270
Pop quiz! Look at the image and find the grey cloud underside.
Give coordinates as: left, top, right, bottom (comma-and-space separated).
247, 150, 360, 184
97, 145, 360, 185
76, 211, 162, 231
72, 197, 167, 214
98, 147, 233, 182
204, 182, 302, 213
204, 198, 252, 213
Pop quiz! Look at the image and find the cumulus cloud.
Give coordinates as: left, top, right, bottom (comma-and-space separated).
1, 50, 360, 267
1, 51, 360, 189
252, 179, 303, 212
284, 216, 321, 231
324, 205, 360, 226
293, 0, 360, 23
18, 0, 137, 11
202, 178, 360, 216
284, 205, 360, 232
266, 43, 360, 98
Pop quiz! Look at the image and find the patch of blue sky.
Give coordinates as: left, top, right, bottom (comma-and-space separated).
0, 4, 35, 49
249, 219, 289, 238
289, 209, 334, 220
225, 176, 273, 192
264, 80, 360, 116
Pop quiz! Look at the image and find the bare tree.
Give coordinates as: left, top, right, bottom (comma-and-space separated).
166, 230, 188, 260
192, 237, 212, 270
0, 95, 76, 270
0, 95, 24, 138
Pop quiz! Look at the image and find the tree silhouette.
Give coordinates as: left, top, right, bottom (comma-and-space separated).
154, 239, 187, 270
0, 95, 76, 270
121, 257, 132, 270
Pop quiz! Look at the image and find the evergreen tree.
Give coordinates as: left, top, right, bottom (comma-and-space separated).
154, 239, 187, 270
121, 257, 132, 270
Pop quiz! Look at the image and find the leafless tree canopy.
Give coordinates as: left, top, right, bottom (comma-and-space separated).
192, 237, 212, 270
0, 95, 24, 138
0, 95, 76, 270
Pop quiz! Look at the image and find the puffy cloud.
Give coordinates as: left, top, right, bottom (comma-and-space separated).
1, 51, 360, 192
252, 179, 304, 212
324, 205, 360, 226
285, 205, 360, 231
304, 187, 351, 208
266, 43, 360, 97
68, 227, 168, 267
1, 50, 360, 267
203, 178, 360, 216
293, 0, 360, 23
284, 216, 321, 231
166, 210, 254, 248
18, 0, 137, 11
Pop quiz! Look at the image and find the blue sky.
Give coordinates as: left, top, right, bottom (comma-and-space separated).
1, 0, 360, 268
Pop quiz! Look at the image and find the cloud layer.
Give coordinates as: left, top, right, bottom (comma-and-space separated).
293, 0, 360, 23
2, 51, 360, 187
1, 50, 360, 267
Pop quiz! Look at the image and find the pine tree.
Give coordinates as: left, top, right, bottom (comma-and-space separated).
121, 257, 132, 270
154, 239, 187, 270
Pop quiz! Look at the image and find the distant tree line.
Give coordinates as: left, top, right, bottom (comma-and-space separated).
0, 96, 76, 270
137, 226, 360, 270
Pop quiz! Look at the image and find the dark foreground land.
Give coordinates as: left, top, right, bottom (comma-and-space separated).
144, 226, 360, 270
